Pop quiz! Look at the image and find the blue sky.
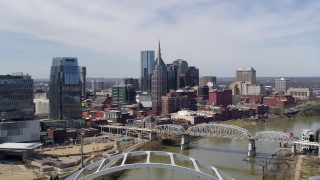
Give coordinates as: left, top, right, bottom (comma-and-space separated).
0, 0, 319, 79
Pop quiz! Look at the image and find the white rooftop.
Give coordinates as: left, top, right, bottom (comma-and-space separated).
0, 143, 42, 150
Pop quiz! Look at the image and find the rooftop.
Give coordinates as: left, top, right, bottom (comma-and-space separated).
0, 143, 43, 150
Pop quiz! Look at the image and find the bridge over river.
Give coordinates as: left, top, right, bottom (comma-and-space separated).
100, 123, 295, 157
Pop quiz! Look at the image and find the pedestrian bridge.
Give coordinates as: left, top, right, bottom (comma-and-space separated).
100, 123, 294, 142
100, 123, 296, 157
66, 151, 234, 180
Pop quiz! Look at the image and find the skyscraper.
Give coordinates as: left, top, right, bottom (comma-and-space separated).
123, 78, 139, 91
49, 57, 82, 120
151, 42, 168, 115
199, 76, 216, 87
275, 78, 289, 94
231, 67, 257, 95
171, 59, 199, 89
173, 59, 188, 88
167, 63, 178, 91
236, 67, 256, 85
0, 73, 40, 143
187, 66, 199, 87
141, 50, 155, 92
0, 73, 34, 121
80, 66, 86, 98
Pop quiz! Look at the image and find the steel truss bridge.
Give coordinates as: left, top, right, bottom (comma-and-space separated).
67, 151, 235, 180
100, 123, 295, 142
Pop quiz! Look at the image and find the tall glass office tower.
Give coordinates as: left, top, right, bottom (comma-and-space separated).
140, 50, 155, 92
49, 57, 82, 120
0, 73, 34, 121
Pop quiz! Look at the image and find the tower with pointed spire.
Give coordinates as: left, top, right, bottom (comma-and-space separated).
151, 41, 168, 115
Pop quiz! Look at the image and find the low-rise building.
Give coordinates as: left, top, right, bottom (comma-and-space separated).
83, 128, 100, 137
263, 94, 295, 108
287, 87, 312, 101
240, 95, 264, 104
47, 128, 67, 143
171, 110, 214, 125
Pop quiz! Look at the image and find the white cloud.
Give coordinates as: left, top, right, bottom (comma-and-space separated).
0, 0, 320, 77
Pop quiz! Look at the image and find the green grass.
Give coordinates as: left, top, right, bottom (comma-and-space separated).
299, 156, 320, 180
120, 141, 134, 149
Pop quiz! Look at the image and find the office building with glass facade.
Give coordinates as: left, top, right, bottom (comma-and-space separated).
0, 73, 34, 121
0, 73, 40, 143
49, 57, 82, 120
141, 50, 155, 92
112, 82, 136, 105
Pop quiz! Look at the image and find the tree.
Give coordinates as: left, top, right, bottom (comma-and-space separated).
54, 174, 59, 180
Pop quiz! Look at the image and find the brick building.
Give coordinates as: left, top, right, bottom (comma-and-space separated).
47, 128, 67, 143
161, 92, 188, 114
208, 89, 232, 106
240, 95, 264, 104
263, 94, 295, 108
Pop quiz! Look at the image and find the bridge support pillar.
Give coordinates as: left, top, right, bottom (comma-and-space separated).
149, 132, 158, 140
138, 133, 142, 141
181, 133, 190, 150
292, 143, 297, 156
248, 139, 256, 157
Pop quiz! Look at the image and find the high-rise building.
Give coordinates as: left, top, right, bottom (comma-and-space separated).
231, 67, 257, 95
197, 86, 209, 100
91, 80, 97, 97
172, 59, 199, 88
141, 50, 155, 92
151, 42, 168, 115
236, 67, 256, 85
0, 73, 34, 121
49, 57, 82, 120
112, 82, 136, 105
123, 78, 139, 91
199, 76, 216, 87
96, 81, 106, 91
173, 59, 188, 88
187, 66, 199, 87
167, 64, 178, 91
0, 73, 40, 143
80, 66, 86, 98
275, 78, 289, 94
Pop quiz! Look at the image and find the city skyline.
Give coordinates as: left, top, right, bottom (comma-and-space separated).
0, 1, 320, 78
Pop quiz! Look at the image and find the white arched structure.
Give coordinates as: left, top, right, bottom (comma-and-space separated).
66, 151, 234, 180
254, 131, 293, 142
153, 124, 186, 135
185, 123, 252, 140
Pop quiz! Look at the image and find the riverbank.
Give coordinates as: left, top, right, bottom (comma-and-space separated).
224, 114, 320, 129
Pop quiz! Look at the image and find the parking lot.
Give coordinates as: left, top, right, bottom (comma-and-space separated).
0, 163, 38, 180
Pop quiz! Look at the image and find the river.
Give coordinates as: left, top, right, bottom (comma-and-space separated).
118, 116, 320, 180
